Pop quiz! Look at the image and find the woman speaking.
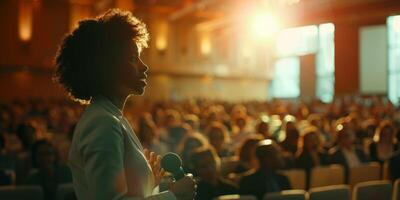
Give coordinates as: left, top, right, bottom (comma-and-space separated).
54, 9, 195, 200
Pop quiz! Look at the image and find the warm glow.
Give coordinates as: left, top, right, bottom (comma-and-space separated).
156, 21, 168, 51
249, 12, 280, 39
200, 32, 211, 55
69, 3, 92, 31
18, 0, 33, 42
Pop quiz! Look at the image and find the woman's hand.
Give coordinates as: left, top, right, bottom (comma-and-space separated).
143, 149, 165, 186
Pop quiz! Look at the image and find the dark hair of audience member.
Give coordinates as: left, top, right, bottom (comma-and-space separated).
31, 140, 59, 169
16, 123, 37, 151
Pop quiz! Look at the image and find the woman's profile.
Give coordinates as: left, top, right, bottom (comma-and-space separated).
54, 9, 195, 200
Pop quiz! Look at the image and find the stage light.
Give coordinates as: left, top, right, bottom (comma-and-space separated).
249, 12, 280, 40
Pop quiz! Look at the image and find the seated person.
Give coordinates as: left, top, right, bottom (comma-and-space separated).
295, 126, 330, 189
25, 140, 72, 200
239, 139, 291, 200
329, 122, 369, 182
205, 122, 233, 157
368, 120, 398, 164
190, 147, 238, 200
234, 136, 263, 174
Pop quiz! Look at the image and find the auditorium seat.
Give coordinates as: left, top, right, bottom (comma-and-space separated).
0, 185, 43, 200
263, 189, 307, 200
352, 180, 392, 200
349, 162, 381, 187
220, 156, 239, 176
281, 169, 306, 190
382, 161, 390, 180
394, 179, 400, 200
56, 183, 75, 200
310, 165, 344, 188
214, 194, 257, 200
309, 185, 350, 200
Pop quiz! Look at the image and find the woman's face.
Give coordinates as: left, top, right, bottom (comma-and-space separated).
119, 43, 148, 96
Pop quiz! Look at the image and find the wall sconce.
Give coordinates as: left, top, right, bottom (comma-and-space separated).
155, 21, 168, 55
200, 32, 211, 56
18, 0, 33, 43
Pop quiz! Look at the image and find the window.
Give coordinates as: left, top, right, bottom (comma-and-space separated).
271, 23, 335, 101
388, 15, 400, 105
269, 57, 300, 98
316, 23, 335, 102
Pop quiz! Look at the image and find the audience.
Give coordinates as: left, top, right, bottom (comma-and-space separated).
191, 147, 238, 200
0, 95, 399, 199
239, 139, 291, 200
25, 140, 72, 200
295, 126, 330, 188
329, 121, 369, 181
368, 120, 399, 164
234, 136, 263, 174
204, 122, 233, 157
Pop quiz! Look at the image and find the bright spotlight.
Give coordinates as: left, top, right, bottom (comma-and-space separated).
250, 12, 280, 39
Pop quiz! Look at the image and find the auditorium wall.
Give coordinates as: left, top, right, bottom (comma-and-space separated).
0, 70, 269, 102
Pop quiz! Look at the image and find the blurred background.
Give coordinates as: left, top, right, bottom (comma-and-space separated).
1, 0, 399, 102
1, 1, 400, 200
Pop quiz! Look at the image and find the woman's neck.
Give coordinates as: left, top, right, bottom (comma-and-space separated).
102, 91, 129, 112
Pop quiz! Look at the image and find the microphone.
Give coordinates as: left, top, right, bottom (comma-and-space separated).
161, 152, 185, 181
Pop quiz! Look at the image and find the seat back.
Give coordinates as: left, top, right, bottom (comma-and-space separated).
310, 165, 344, 188
56, 183, 76, 200
309, 185, 350, 200
393, 179, 400, 200
281, 169, 306, 190
264, 189, 307, 200
214, 194, 257, 200
0, 185, 43, 200
349, 162, 381, 187
352, 180, 392, 200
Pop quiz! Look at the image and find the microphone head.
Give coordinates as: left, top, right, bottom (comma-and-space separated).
161, 152, 182, 173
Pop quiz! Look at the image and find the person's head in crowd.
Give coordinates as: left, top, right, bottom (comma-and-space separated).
234, 115, 247, 132
255, 139, 285, 171
31, 140, 58, 170
177, 133, 209, 171
184, 114, 200, 132
54, 9, 150, 104
205, 122, 230, 155
231, 104, 247, 119
238, 136, 263, 171
16, 123, 37, 151
308, 114, 322, 130
190, 147, 221, 183
300, 126, 322, 153
374, 120, 397, 144
362, 118, 378, 138
256, 120, 270, 139
335, 122, 356, 150
280, 126, 300, 155
165, 109, 181, 128
347, 113, 361, 131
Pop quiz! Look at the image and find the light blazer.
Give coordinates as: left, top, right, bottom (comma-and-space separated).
68, 95, 176, 200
